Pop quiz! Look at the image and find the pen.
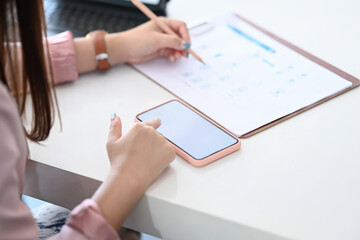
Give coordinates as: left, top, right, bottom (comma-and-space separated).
130, 0, 205, 64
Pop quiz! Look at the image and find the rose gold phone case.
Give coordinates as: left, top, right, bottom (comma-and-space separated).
135, 99, 241, 167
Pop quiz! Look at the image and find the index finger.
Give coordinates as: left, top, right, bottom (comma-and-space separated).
160, 18, 191, 43
143, 118, 161, 129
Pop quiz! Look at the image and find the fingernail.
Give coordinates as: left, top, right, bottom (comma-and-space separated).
181, 41, 191, 50
111, 113, 116, 120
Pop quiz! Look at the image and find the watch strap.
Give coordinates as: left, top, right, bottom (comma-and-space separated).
89, 30, 111, 72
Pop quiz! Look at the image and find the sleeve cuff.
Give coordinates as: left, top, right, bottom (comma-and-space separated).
65, 199, 120, 240
47, 31, 79, 84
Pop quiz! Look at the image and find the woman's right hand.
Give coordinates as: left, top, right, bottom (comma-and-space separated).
106, 114, 175, 190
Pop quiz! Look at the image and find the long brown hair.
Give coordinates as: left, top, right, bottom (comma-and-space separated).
0, 0, 56, 142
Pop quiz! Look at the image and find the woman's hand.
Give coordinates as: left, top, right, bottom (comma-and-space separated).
106, 114, 175, 189
92, 114, 175, 231
74, 17, 190, 73
106, 17, 191, 64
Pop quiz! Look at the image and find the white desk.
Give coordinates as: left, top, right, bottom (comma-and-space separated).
25, 0, 360, 239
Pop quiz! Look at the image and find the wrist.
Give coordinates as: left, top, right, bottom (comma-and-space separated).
109, 164, 148, 194
105, 31, 131, 65
92, 167, 147, 230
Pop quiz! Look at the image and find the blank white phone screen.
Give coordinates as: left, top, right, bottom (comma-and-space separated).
136, 100, 239, 160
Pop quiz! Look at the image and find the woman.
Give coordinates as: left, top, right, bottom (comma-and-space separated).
0, 0, 190, 239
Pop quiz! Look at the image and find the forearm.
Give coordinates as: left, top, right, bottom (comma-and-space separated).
92, 168, 147, 231
73, 31, 129, 74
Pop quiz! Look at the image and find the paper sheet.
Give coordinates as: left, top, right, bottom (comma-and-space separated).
134, 13, 351, 136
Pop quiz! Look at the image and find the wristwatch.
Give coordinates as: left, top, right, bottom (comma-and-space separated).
86, 30, 111, 72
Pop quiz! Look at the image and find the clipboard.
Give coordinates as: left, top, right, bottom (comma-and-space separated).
232, 13, 360, 137
133, 13, 360, 138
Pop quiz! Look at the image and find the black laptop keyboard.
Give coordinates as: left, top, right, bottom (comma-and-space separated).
45, 0, 152, 37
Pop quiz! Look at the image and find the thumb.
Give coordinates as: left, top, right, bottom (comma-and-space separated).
157, 34, 191, 51
108, 113, 122, 143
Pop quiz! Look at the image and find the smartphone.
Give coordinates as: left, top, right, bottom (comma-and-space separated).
135, 100, 241, 166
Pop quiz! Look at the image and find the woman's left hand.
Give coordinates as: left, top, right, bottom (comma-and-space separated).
106, 17, 191, 64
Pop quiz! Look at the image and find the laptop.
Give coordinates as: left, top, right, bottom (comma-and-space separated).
44, 0, 169, 37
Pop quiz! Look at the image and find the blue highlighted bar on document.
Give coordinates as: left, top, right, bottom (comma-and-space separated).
228, 25, 276, 53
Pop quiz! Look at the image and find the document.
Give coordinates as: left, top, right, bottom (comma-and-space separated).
134, 13, 352, 136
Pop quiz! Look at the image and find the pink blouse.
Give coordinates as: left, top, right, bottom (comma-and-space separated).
47, 31, 79, 84
0, 31, 120, 239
